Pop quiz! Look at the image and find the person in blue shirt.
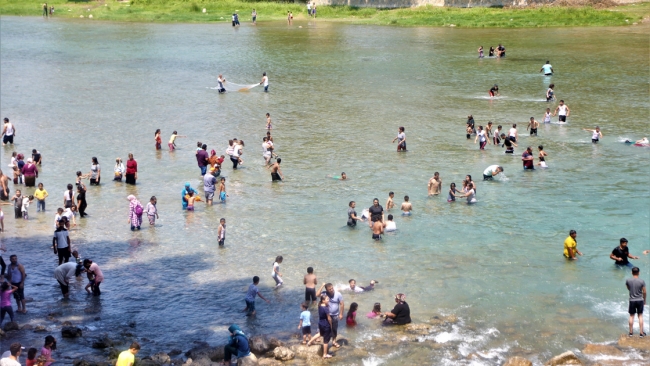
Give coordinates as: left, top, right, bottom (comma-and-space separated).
223, 325, 251, 364
181, 182, 198, 210
540, 61, 554, 76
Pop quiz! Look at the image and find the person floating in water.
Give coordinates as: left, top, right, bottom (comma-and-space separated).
540, 61, 553, 76
332, 172, 347, 180
583, 126, 603, 143
546, 84, 555, 102
489, 84, 500, 97
553, 100, 570, 123
268, 158, 284, 181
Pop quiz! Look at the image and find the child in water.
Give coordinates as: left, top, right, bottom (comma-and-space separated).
537, 145, 548, 168
146, 196, 159, 225
478, 46, 484, 58
85, 268, 96, 294
346, 302, 358, 326
367, 303, 382, 318
22, 195, 34, 220
543, 108, 552, 123
447, 183, 459, 202
218, 177, 228, 203
168, 131, 186, 151
272, 256, 283, 287
298, 302, 312, 344
184, 191, 202, 211
266, 113, 272, 130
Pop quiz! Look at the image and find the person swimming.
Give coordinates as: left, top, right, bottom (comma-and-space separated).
332, 172, 347, 180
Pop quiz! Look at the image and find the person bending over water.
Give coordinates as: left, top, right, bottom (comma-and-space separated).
483, 165, 503, 180
400, 196, 412, 216
489, 84, 500, 97
583, 126, 603, 143
501, 133, 517, 154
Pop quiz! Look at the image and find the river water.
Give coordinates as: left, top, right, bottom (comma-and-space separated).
1, 16, 649, 365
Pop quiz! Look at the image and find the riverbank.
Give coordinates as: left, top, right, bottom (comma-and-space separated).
1, 0, 649, 27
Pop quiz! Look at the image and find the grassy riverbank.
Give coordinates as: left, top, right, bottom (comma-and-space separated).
1, 0, 648, 27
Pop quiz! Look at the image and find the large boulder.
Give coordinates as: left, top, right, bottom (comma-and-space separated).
617, 334, 650, 351
272, 347, 295, 361
91, 335, 114, 349
504, 356, 533, 366
0, 328, 5, 338
62, 326, 83, 338
268, 337, 283, 350
185, 345, 224, 362
3, 321, 20, 331
581, 344, 624, 356
249, 336, 271, 355
544, 351, 583, 366
237, 354, 258, 366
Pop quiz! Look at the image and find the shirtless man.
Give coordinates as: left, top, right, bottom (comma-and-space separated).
400, 196, 412, 216
428, 172, 442, 196
386, 192, 395, 210
0, 170, 9, 201
527, 117, 539, 136
372, 220, 384, 241
304, 267, 318, 305
268, 158, 284, 181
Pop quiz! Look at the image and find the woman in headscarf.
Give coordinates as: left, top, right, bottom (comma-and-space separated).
125, 153, 137, 185
127, 195, 143, 231
383, 293, 411, 325
223, 325, 252, 365
181, 182, 198, 210
21, 158, 38, 187
114, 158, 125, 182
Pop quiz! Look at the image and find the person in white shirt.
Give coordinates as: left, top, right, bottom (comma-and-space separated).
2, 118, 15, 146
385, 214, 397, 232
553, 100, 570, 122
508, 124, 518, 143
483, 165, 503, 180
0, 343, 22, 366
260, 72, 269, 92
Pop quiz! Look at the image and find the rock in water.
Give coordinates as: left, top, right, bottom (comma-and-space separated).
91, 335, 114, 349
581, 344, 624, 356
504, 356, 533, 366
272, 347, 295, 361
3, 322, 20, 331
150, 352, 171, 364
249, 335, 270, 355
268, 337, 283, 350
544, 351, 583, 365
34, 325, 47, 333
618, 334, 650, 350
62, 326, 83, 338
237, 354, 257, 366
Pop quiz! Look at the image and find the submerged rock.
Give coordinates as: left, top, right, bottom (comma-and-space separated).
268, 337, 283, 350
3, 321, 20, 331
272, 347, 294, 361
34, 325, 48, 333
150, 352, 171, 364
544, 351, 583, 365
185, 345, 224, 362
404, 323, 430, 334
504, 356, 533, 366
91, 335, 114, 349
430, 314, 458, 326
617, 334, 650, 351
62, 326, 83, 338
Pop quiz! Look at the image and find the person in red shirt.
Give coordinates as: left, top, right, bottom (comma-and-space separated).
125, 153, 138, 185
522, 147, 535, 170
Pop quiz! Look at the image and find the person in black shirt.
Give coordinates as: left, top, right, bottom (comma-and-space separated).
384, 293, 411, 325
610, 238, 639, 268
368, 198, 383, 227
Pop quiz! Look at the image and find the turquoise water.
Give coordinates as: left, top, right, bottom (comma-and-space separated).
1, 16, 649, 364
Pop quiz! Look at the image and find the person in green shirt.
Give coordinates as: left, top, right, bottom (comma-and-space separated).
116, 342, 140, 366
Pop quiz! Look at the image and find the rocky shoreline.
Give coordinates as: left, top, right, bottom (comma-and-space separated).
3, 312, 649, 365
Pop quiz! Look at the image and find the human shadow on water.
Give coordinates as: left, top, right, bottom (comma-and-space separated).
2, 237, 313, 359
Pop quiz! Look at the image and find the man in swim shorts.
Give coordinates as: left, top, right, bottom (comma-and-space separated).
428, 172, 441, 196
304, 267, 317, 304
553, 100, 570, 122
540, 61, 553, 76
372, 220, 383, 240
268, 158, 284, 181
483, 165, 503, 180
527, 117, 539, 136
400, 196, 412, 216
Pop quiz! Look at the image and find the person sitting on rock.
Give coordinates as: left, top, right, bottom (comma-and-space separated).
383, 293, 411, 325
223, 325, 252, 365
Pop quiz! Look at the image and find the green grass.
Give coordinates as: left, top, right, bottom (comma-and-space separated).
1, 0, 648, 27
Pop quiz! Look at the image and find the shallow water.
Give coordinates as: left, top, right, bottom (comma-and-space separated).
1, 16, 649, 365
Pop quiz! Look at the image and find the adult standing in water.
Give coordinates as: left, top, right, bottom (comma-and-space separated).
474, 125, 488, 150
384, 293, 411, 325
368, 198, 384, 226
392, 126, 407, 152
522, 147, 535, 170
203, 168, 218, 206
316, 283, 344, 349
53, 219, 71, 265
21, 159, 38, 187
125, 153, 137, 185
540, 61, 554, 76
2, 118, 15, 146
89, 157, 101, 185
610, 238, 639, 269
347, 201, 362, 227
625, 267, 646, 337
114, 158, 125, 182
428, 172, 442, 196
83, 259, 104, 296
7, 255, 26, 313
268, 158, 284, 181
563, 230, 582, 260
217, 74, 226, 93
154, 129, 162, 150
553, 100, 570, 123
181, 182, 198, 210
260, 72, 269, 92
76, 185, 87, 218
583, 126, 603, 143
127, 195, 143, 231
0, 170, 9, 201
196, 144, 209, 176
251, 9, 257, 25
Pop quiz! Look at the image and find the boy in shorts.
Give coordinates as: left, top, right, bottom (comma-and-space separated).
243, 276, 269, 316
304, 267, 317, 305
298, 302, 312, 344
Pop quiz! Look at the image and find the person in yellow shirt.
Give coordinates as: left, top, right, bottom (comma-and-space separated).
34, 182, 48, 212
563, 230, 583, 260
116, 342, 140, 366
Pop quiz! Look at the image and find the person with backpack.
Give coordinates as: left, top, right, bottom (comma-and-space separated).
127, 195, 143, 231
